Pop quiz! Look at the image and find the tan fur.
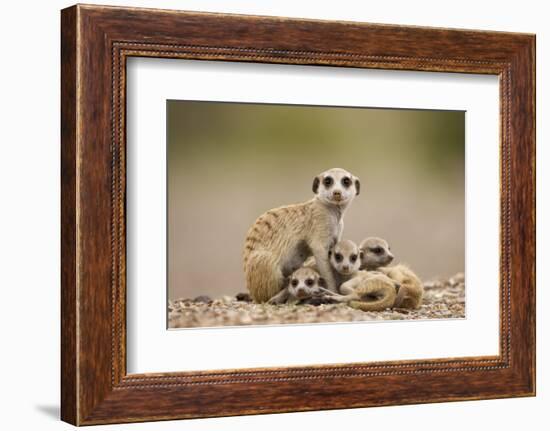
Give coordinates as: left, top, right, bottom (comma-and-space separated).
359, 237, 424, 309
378, 264, 424, 309
302, 256, 316, 269
329, 239, 361, 287
305, 239, 361, 288
316, 240, 397, 311
335, 271, 397, 311
243, 168, 360, 303
358, 237, 394, 270
268, 267, 325, 305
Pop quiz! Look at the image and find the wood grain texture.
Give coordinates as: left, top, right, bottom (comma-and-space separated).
60, 4, 535, 425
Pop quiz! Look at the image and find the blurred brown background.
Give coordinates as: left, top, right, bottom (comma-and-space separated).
167, 101, 464, 300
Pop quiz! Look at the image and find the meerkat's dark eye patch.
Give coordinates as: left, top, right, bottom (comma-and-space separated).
291, 279, 299, 287
341, 177, 351, 188
350, 254, 358, 263
371, 247, 384, 254
323, 176, 333, 188
334, 253, 343, 263
305, 278, 314, 287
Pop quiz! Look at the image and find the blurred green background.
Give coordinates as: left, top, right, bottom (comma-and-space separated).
168, 101, 464, 300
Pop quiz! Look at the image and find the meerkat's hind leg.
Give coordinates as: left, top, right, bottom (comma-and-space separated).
245, 251, 285, 303
310, 242, 337, 292
393, 283, 408, 308
394, 286, 423, 309
380, 265, 423, 309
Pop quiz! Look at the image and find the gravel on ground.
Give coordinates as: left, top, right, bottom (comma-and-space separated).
168, 273, 465, 329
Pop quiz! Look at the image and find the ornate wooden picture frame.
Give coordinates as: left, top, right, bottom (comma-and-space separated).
61, 4, 535, 425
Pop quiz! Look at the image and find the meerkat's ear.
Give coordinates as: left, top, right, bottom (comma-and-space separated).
359, 250, 364, 260
328, 250, 332, 258
354, 178, 361, 195
312, 176, 320, 194
318, 277, 327, 288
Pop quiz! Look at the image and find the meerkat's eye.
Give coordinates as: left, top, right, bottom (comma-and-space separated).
323, 176, 333, 188
372, 247, 383, 254
291, 279, 299, 287
334, 253, 343, 262
342, 177, 351, 188
305, 278, 314, 287
350, 254, 358, 263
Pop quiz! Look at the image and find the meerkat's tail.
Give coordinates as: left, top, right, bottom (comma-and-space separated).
244, 250, 284, 303
348, 276, 397, 312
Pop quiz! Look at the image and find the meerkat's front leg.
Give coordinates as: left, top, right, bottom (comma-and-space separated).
336, 219, 344, 243
310, 242, 337, 292
267, 287, 290, 305
327, 277, 361, 302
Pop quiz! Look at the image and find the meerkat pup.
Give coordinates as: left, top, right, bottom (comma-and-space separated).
328, 239, 362, 287
303, 239, 362, 284
358, 237, 394, 270
267, 267, 326, 305
243, 168, 360, 303
359, 237, 423, 309
323, 240, 398, 311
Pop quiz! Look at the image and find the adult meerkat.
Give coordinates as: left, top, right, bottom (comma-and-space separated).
360, 237, 423, 309
243, 168, 360, 303
325, 240, 398, 311
267, 267, 326, 305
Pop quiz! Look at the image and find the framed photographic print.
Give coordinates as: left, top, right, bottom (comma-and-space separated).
61, 4, 535, 425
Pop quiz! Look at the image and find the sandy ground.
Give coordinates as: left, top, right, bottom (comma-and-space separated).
168, 273, 465, 329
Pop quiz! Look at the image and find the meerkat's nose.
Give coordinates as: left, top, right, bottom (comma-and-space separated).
388, 253, 394, 262
333, 190, 342, 197
342, 265, 350, 271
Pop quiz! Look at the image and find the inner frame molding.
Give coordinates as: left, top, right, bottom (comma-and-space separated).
113, 43, 510, 384
126, 57, 500, 373
61, 4, 534, 425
